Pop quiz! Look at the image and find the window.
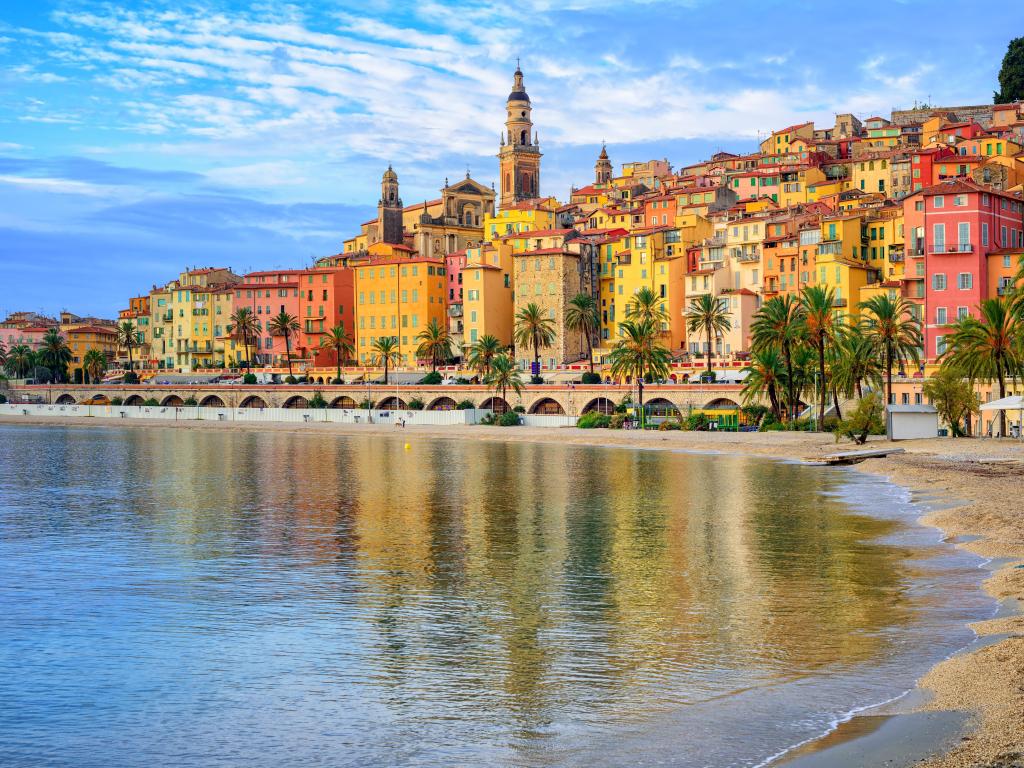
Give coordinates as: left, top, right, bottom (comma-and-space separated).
958, 273, 972, 290
933, 196, 944, 208
957, 222, 970, 250
958, 306, 969, 320
982, 222, 989, 246
932, 273, 947, 290
935, 307, 947, 325
953, 194, 967, 206
936, 335, 946, 356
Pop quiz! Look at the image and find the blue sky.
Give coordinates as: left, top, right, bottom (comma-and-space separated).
1, 0, 1021, 317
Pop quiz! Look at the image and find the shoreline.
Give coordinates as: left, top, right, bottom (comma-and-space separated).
2, 414, 1022, 767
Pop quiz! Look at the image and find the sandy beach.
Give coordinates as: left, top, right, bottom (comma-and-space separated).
3, 414, 1022, 767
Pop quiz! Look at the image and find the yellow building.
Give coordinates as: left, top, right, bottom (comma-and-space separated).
462, 243, 514, 350
67, 325, 118, 382
354, 256, 447, 366
759, 121, 815, 156
602, 227, 687, 354
483, 198, 558, 242
850, 152, 901, 196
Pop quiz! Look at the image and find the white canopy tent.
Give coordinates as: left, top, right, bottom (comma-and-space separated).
979, 395, 1024, 439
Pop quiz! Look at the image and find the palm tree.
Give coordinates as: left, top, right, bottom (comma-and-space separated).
229, 308, 258, 371
831, 327, 883, 400
858, 294, 922, 407
941, 298, 1023, 437
320, 325, 354, 383
513, 302, 556, 378
371, 336, 399, 385
564, 293, 600, 372
0, 340, 6, 371
685, 294, 731, 376
484, 353, 524, 411
5, 344, 33, 379
801, 285, 842, 428
751, 295, 806, 421
467, 334, 503, 380
82, 348, 108, 384
267, 311, 300, 377
415, 318, 453, 373
117, 320, 138, 373
626, 286, 668, 324
607, 318, 671, 424
741, 348, 785, 422
38, 328, 72, 383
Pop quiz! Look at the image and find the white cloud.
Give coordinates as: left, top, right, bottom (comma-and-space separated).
0, 175, 110, 197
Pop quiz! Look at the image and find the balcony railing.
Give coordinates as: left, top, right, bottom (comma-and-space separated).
448, 304, 463, 318
930, 243, 973, 254
735, 249, 761, 263
908, 247, 925, 258
832, 298, 848, 308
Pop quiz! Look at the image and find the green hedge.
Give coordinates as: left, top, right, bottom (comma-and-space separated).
577, 412, 610, 429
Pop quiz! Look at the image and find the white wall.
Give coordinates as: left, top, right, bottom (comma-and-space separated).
887, 411, 939, 440
0, 404, 502, 427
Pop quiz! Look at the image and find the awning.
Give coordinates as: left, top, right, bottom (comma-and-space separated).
980, 395, 1024, 411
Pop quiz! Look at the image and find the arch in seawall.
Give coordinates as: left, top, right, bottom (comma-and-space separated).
239, 395, 268, 409
377, 396, 407, 410
199, 394, 225, 408
528, 397, 565, 415
283, 395, 309, 409
580, 397, 615, 415
329, 395, 359, 409
427, 396, 457, 411
161, 394, 184, 407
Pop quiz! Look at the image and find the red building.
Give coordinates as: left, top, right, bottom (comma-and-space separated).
903, 179, 1024, 361
909, 146, 955, 193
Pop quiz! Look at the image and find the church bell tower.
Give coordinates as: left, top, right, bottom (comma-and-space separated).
498, 64, 542, 209
378, 164, 403, 245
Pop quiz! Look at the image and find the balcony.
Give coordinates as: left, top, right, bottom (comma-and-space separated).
448, 304, 464, 318
162, 311, 173, 321
735, 249, 761, 263
930, 243, 973, 255
908, 247, 925, 258
832, 298, 848, 308
819, 241, 843, 256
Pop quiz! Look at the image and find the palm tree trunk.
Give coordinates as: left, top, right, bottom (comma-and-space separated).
817, 339, 826, 429
637, 374, 644, 428
336, 352, 341, 384
784, 341, 795, 422
128, 344, 134, 373
587, 334, 594, 373
285, 332, 293, 377
997, 359, 1007, 437
885, 343, 893, 407
856, 379, 863, 399
706, 323, 713, 375
768, 381, 781, 421
831, 385, 842, 421
384, 358, 389, 386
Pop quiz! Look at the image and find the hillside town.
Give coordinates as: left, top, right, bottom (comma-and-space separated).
3, 66, 1024, 413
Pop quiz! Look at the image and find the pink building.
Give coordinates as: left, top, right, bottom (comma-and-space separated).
236, 270, 304, 365
445, 250, 466, 305
0, 325, 50, 351
903, 179, 1024, 362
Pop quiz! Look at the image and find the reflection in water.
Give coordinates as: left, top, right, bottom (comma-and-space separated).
0, 426, 989, 768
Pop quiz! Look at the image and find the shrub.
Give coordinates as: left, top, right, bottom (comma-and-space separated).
658, 419, 681, 431
243, 373, 257, 384
530, 375, 544, 384
183, 396, 198, 407
407, 398, 425, 410
609, 413, 626, 429
581, 372, 601, 384
699, 371, 717, 383
330, 377, 343, 385
456, 377, 472, 384
833, 393, 885, 445
577, 412, 611, 429
308, 391, 328, 409
760, 421, 785, 432
0, 394, 6, 405
682, 413, 710, 431
110, 397, 123, 406
143, 398, 159, 407
284, 375, 298, 384
359, 398, 374, 409
455, 399, 475, 410
479, 412, 497, 425
821, 416, 840, 433
419, 371, 443, 385
741, 404, 770, 426
513, 405, 526, 413
615, 397, 632, 414
122, 371, 139, 384
498, 411, 521, 426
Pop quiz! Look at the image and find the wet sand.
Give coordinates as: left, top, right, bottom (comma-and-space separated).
3, 415, 1022, 768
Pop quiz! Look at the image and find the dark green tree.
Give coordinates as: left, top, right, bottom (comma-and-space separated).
994, 37, 1024, 103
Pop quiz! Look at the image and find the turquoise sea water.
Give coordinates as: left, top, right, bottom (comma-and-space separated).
0, 425, 992, 767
